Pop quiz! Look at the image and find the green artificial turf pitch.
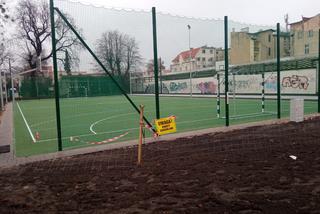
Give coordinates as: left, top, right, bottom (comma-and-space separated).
13, 95, 318, 157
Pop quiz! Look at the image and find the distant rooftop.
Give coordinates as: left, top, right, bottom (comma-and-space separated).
289, 13, 320, 26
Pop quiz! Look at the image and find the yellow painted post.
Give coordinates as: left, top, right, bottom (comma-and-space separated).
137, 105, 144, 165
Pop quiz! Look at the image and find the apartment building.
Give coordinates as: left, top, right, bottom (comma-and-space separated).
230, 28, 290, 65
289, 14, 320, 57
215, 48, 226, 61
170, 46, 218, 72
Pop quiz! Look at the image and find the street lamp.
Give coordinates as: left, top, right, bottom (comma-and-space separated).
129, 69, 132, 94
9, 58, 15, 104
0, 69, 3, 111
159, 57, 162, 94
187, 24, 192, 97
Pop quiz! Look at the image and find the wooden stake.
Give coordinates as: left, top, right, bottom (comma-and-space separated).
137, 105, 144, 165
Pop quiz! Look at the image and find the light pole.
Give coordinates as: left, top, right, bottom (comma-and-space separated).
188, 24, 192, 97
129, 70, 132, 95
9, 58, 14, 104
159, 57, 162, 94
4, 70, 7, 104
0, 70, 3, 111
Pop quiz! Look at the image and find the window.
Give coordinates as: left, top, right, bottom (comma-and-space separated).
308, 30, 313, 37
298, 31, 303, 39
268, 34, 271, 42
208, 57, 213, 62
210, 49, 213, 54
202, 49, 206, 54
202, 57, 205, 62
268, 47, 271, 56
197, 57, 200, 61
304, 44, 309, 54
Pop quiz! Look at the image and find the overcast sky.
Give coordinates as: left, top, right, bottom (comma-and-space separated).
76, 0, 320, 26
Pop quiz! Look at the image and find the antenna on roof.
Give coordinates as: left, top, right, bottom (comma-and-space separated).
284, 13, 289, 32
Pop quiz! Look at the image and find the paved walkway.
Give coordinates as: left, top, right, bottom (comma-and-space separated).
0, 102, 14, 168
0, 103, 318, 170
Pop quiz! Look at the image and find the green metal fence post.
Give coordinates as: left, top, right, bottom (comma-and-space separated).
0, 70, 3, 111
152, 7, 160, 119
217, 73, 220, 118
318, 28, 320, 113
9, 59, 14, 104
224, 16, 229, 126
276, 23, 281, 119
159, 57, 163, 94
262, 69, 265, 113
50, 0, 63, 151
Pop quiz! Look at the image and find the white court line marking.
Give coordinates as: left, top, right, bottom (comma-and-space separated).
35, 116, 217, 136
34, 106, 316, 143
30, 109, 127, 127
31, 99, 312, 128
17, 102, 36, 143
37, 127, 137, 143
89, 112, 136, 134
30, 109, 123, 127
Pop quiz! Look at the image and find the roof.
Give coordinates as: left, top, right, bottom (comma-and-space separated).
289, 14, 320, 26
172, 47, 201, 63
244, 29, 289, 38
248, 29, 275, 36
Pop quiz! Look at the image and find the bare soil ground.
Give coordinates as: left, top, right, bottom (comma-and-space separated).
0, 117, 320, 213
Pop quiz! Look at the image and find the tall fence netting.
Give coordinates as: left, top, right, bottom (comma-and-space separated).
279, 29, 319, 117
54, 0, 156, 151
11, 0, 319, 157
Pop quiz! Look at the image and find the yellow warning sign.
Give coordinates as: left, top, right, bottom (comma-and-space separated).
155, 116, 177, 135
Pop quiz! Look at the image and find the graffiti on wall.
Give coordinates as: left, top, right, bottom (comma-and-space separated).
169, 82, 188, 93
196, 81, 217, 94
265, 76, 277, 92
144, 83, 170, 93
237, 77, 259, 91
139, 69, 316, 95
222, 76, 261, 93
282, 75, 309, 90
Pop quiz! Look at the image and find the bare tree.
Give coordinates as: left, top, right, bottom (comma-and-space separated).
0, 0, 11, 32
64, 50, 71, 75
15, 0, 82, 69
146, 58, 165, 76
0, 0, 13, 66
95, 30, 141, 79
0, 43, 10, 67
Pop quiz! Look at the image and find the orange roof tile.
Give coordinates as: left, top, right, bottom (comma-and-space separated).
172, 48, 201, 63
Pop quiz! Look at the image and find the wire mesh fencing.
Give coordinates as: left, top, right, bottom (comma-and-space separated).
11, 0, 320, 157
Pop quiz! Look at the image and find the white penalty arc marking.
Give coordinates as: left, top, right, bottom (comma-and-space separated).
36, 127, 138, 143
37, 117, 218, 143
17, 102, 36, 143
89, 112, 137, 134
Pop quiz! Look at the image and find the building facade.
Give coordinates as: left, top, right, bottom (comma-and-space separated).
289, 14, 320, 57
230, 28, 290, 65
170, 46, 219, 72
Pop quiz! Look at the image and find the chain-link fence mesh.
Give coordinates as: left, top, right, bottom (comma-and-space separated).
12, 0, 320, 157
